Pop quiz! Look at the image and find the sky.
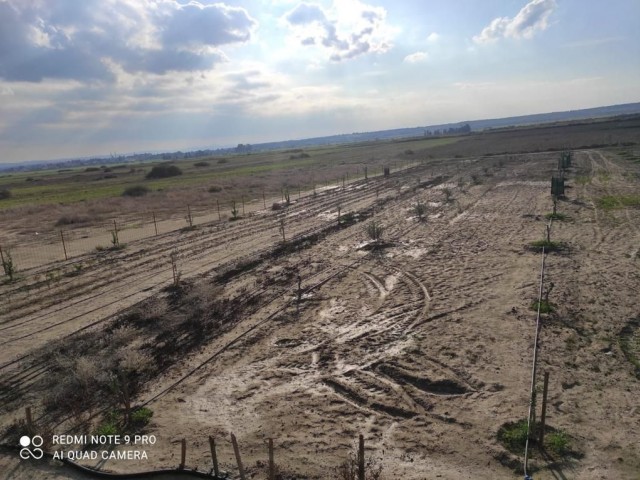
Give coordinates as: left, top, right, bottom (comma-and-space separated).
0, 0, 639, 163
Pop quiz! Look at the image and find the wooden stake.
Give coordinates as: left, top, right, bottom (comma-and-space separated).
179, 438, 186, 469
242, 196, 245, 216
231, 433, 246, 480
0, 245, 5, 267
113, 219, 119, 246
358, 434, 365, 480
152, 212, 158, 236
268, 438, 275, 480
25, 407, 33, 434
263, 190, 266, 209
208, 436, 219, 477
538, 371, 550, 446
60, 230, 68, 261
217, 200, 221, 221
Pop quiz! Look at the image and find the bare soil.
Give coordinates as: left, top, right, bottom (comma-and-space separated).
0, 144, 639, 479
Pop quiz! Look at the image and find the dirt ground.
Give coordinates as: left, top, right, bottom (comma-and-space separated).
0, 147, 639, 480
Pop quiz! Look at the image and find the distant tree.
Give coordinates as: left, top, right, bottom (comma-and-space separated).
0, 189, 11, 200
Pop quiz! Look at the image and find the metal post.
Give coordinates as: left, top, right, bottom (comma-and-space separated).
231, 433, 246, 480
539, 371, 550, 446
179, 438, 186, 469
268, 438, 275, 480
60, 230, 68, 260
358, 434, 365, 480
209, 436, 219, 477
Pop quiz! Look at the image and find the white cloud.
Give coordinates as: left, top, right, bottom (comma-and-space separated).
473, 0, 556, 44
283, 1, 393, 61
404, 51, 428, 64
0, 0, 257, 83
426, 32, 440, 43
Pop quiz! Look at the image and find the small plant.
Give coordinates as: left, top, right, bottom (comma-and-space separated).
279, 216, 286, 242
94, 418, 119, 437
497, 419, 531, 454
335, 451, 383, 480
470, 174, 481, 185
529, 239, 563, 252
442, 187, 453, 203
130, 407, 153, 428
170, 251, 181, 286
231, 201, 240, 220
413, 201, 427, 222
364, 220, 385, 244
0, 189, 12, 200
545, 212, 567, 221
2, 249, 16, 282
283, 187, 291, 206
531, 299, 554, 314
547, 430, 570, 455
111, 230, 120, 248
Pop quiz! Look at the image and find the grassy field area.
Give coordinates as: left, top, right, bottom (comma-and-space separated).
0, 136, 459, 210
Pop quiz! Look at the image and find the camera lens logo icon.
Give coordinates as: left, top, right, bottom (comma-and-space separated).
19, 435, 44, 460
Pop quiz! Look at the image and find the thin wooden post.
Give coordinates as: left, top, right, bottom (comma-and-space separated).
263, 190, 266, 209
358, 434, 365, 480
538, 371, 550, 446
152, 212, 158, 236
60, 230, 68, 260
217, 200, 221, 221
179, 438, 186, 469
112, 219, 119, 246
231, 433, 246, 480
25, 407, 33, 434
242, 196, 245, 216
208, 436, 219, 477
268, 438, 275, 480
0, 245, 5, 266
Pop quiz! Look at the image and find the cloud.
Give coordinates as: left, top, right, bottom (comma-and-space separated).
473, 0, 556, 44
0, 0, 257, 83
404, 51, 428, 64
426, 32, 440, 43
283, 1, 392, 61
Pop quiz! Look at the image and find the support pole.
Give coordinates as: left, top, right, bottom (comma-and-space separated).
358, 434, 365, 480
538, 371, 550, 446
60, 230, 68, 260
179, 438, 186, 469
153, 212, 158, 236
25, 407, 33, 434
0, 245, 5, 266
268, 438, 275, 480
113, 219, 119, 245
231, 433, 246, 480
217, 200, 221, 221
263, 190, 266, 209
208, 436, 219, 477
242, 196, 245, 216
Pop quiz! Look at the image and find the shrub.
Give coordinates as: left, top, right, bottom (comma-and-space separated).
217, 158, 228, 164
0, 189, 11, 200
130, 407, 153, 428
497, 419, 531, 453
413, 201, 427, 221
547, 430, 570, 455
55, 214, 92, 226
529, 239, 564, 252
94, 419, 119, 437
122, 185, 150, 197
364, 220, 385, 243
146, 164, 182, 179
208, 185, 222, 193
194, 161, 210, 167
2, 249, 16, 282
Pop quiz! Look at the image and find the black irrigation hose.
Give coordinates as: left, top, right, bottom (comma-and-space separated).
0, 445, 228, 479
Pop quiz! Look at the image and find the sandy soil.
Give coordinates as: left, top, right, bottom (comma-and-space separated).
1, 149, 639, 479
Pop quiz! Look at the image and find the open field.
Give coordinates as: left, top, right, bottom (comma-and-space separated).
0, 119, 639, 479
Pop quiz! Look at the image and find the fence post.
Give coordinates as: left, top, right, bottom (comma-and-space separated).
538, 371, 550, 446
263, 190, 266, 209
242, 196, 245, 216
179, 438, 186, 469
268, 438, 275, 480
1, 244, 6, 266
208, 436, 219, 477
152, 212, 158, 236
231, 433, 246, 480
358, 434, 365, 480
217, 200, 221, 221
60, 230, 68, 261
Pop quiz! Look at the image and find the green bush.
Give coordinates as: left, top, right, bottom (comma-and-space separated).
94, 420, 119, 437
122, 185, 150, 197
131, 407, 153, 427
146, 164, 182, 179
546, 431, 570, 455
0, 189, 11, 200
531, 300, 554, 314
497, 419, 531, 453
194, 161, 210, 167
